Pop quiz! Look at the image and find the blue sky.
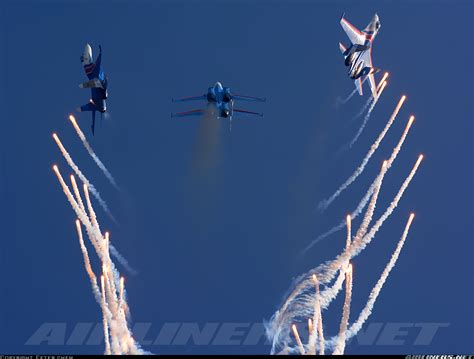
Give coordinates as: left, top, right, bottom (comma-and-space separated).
0, 0, 472, 354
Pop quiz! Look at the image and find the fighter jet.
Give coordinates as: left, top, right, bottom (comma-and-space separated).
339, 13, 381, 97
172, 82, 265, 129
76, 44, 108, 135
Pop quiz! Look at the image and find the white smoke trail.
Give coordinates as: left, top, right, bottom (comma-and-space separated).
53, 165, 145, 354
291, 325, 306, 355
69, 115, 120, 191
326, 213, 415, 350
75, 219, 101, 304
349, 213, 414, 338
314, 275, 325, 355
266, 267, 346, 354
336, 87, 359, 106
348, 80, 388, 149
307, 274, 322, 354
333, 264, 353, 355
307, 115, 415, 251
53, 166, 101, 251
332, 217, 353, 354
110, 244, 138, 276
350, 73, 389, 122
83, 182, 101, 233
70, 175, 87, 214
376, 73, 390, 92
267, 154, 423, 353
100, 275, 112, 355
52, 133, 117, 224
317, 95, 406, 213
336, 77, 369, 107
316, 154, 423, 286
351, 95, 374, 122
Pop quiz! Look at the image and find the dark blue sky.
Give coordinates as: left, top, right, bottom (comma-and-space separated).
0, 0, 472, 355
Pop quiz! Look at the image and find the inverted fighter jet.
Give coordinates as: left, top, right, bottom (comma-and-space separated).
339, 13, 381, 97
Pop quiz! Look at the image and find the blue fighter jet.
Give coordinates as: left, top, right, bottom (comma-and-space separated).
76, 44, 108, 135
172, 82, 265, 129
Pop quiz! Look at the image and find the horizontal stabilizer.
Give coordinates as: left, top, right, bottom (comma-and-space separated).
78, 102, 96, 112
171, 109, 205, 118
172, 95, 206, 103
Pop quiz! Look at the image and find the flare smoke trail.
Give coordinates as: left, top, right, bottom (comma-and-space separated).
336, 87, 359, 107
52, 133, 117, 224
110, 244, 138, 276
333, 264, 353, 355
314, 275, 325, 354
100, 275, 112, 355
291, 325, 305, 355
69, 115, 120, 191
314, 155, 422, 286
350, 73, 389, 122
336, 76, 370, 107
326, 214, 415, 350
53, 165, 145, 354
348, 80, 388, 149
266, 153, 423, 354
308, 115, 415, 251
376, 73, 390, 93
347, 214, 415, 339
317, 95, 407, 213
75, 219, 101, 304
352, 94, 373, 121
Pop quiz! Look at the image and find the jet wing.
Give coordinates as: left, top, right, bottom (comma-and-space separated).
172, 95, 206, 103
232, 94, 266, 102
171, 109, 205, 118
79, 78, 103, 89
340, 14, 366, 45
233, 109, 264, 117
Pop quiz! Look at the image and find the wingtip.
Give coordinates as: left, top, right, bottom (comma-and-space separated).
340, 12, 345, 20
76, 107, 82, 113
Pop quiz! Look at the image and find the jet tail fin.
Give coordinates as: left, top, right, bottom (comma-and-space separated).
339, 42, 348, 54
354, 77, 363, 96
91, 110, 96, 135
368, 72, 382, 99
77, 102, 95, 112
